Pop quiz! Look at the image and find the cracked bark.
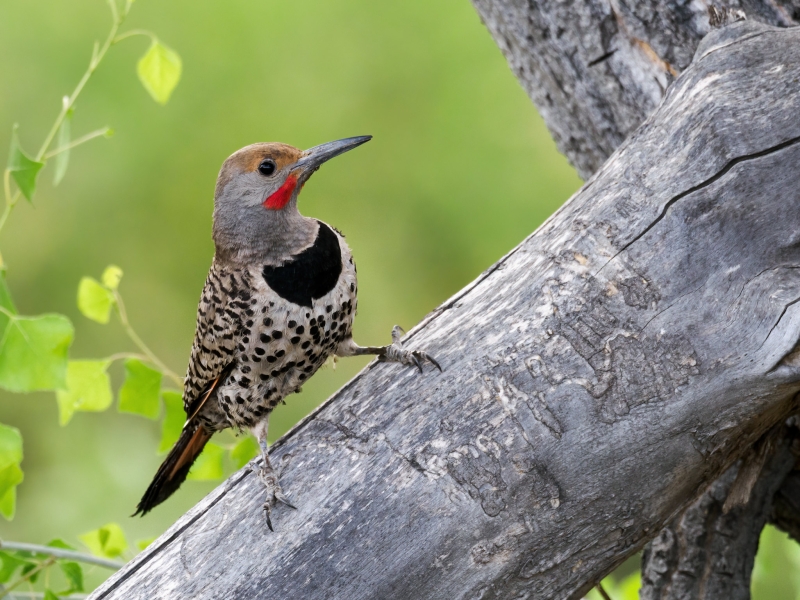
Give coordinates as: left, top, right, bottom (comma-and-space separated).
470, 1, 800, 596
469, 0, 800, 179
88, 22, 800, 600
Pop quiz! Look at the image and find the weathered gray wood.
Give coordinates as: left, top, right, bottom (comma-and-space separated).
469, 0, 799, 179
640, 424, 798, 600
471, 2, 800, 592
89, 22, 800, 600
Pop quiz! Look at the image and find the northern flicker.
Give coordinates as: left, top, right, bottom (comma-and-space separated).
135, 136, 440, 528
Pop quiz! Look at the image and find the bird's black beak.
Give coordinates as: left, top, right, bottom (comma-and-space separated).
294, 136, 372, 181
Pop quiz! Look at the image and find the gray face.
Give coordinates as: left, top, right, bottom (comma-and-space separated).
219, 164, 290, 208
211, 137, 371, 266
217, 143, 299, 203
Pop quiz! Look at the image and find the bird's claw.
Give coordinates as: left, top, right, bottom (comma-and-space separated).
259, 466, 296, 532
415, 351, 442, 372
381, 325, 442, 373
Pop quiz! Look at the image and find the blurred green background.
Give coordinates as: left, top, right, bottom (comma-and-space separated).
0, 0, 578, 554
0, 0, 795, 597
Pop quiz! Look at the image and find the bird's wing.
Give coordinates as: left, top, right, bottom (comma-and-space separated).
182, 263, 246, 419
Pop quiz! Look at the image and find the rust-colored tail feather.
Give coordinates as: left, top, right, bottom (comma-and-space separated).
134, 423, 211, 516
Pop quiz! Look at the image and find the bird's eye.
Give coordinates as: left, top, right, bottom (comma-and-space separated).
258, 159, 277, 176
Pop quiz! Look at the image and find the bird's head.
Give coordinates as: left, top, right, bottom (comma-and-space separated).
211, 136, 371, 264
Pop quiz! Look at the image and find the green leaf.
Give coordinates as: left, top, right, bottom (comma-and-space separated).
101, 265, 123, 290
230, 436, 259, 469
21, 561, 39, 583
79, 522, 127, 559
7, 125, 44, 202
0, 422, 22, 469
55, 360, 113, 425
0, 464, 23, 520
53, 107, 73, 186
136, 537, 155, 551
118, 358, 162, 419
0, 269, 16, 351
0, 268, 17, 316
187, 442, 224, 480
8, 539, 82, 590
0, 464, 23, 508
44, 589, 60, 600
46, 538, 75, 551
137, 41, 182, 105
77, 277, 115, 324
158, 389, 185, 453
0, 551, 32, 583
0, 423, 23, 519
59, 560, 84, 593
0, 485, 17, 520
0, 313, 73, 392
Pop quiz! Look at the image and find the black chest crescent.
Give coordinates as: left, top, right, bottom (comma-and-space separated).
262, 221, 343, 307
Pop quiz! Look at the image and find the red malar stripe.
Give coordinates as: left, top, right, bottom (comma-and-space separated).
263, 175, 298, 210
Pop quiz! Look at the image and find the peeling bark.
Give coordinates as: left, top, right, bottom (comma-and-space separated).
89, 22, 800, 600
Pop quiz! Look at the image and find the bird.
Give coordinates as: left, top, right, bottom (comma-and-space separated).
135, 136, 440, 529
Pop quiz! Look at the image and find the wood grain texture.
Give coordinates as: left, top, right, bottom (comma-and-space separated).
470, 0, 800, 592
90, 22, 800, 600
469, 0, 799, 179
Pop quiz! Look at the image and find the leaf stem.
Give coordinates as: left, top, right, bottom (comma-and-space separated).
0, 1, 136, 237
43, 128, 112, 160
0, 540, 124, 570
3, 169, 10, 206
112, 291, 183, 387
106, 351, 150, 364
35, 5, 131, 162
0, 171, 19, 235
0, 557, 55, 599
113, 29, 157, 44
106, 0, 119, 24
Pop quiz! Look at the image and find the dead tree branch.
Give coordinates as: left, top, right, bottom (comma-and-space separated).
89, 21, 800, 600
470, 0, 799, 179
470, 2, 800, 595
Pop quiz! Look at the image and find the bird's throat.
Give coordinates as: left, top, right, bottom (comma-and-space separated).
263, 175, 299, 210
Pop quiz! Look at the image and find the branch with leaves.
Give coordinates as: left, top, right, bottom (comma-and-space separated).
0, 526, 133, 600
0, 1, 232, 598
0, 0, 181, 521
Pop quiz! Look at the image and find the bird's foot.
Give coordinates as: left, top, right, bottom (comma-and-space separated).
259, 466, 296, 532
379, 325, 442, 373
